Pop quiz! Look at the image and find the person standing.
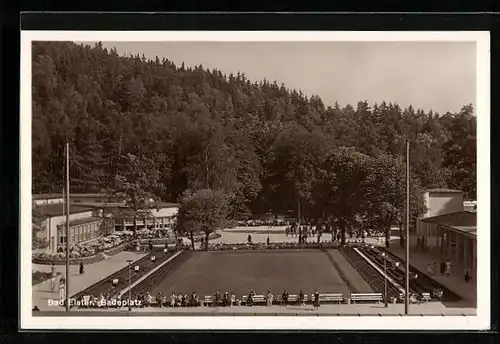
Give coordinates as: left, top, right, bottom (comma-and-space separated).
445, 260, 452, 276
299, 289, 305, 306
214, 290, 221, 307
464, 268, 471, 283
282, 289, 289, 306
170, 292, 176, 307
427, 263, 433, 276
313, 289, 320, 311
79, 262, 84, 275
59, 277, 66, 303
230, 292, 235, 306
247, 290, 254, 307
266, 290, 273, 307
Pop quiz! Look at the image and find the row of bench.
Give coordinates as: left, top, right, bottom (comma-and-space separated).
341, 247, 401, 299
75, 291, 433, 309
201, 292, 431, 306
128, 251, 193, 300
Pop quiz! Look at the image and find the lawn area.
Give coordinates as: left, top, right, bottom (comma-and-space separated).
151, 249, 365, 297
32, 270, 61, 285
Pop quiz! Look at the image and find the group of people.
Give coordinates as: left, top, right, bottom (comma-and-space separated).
245, 289, 322, 310
427, 260, 472, 283
73, 288, 324, 309
151, 291, 201, 307
426, 260, 452, 276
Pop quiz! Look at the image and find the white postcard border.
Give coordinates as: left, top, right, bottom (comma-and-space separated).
20, 30, 490, 330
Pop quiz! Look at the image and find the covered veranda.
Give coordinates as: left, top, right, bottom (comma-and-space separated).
416, 211, 476, 279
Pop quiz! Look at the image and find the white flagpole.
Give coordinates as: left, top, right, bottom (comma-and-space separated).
405, 140, 410, 315
65, 143, 70, 311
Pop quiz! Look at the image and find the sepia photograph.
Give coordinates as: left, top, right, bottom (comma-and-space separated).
20, 31, 490, 330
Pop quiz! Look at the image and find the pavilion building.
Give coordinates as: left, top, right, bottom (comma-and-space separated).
416, 188, 477, 278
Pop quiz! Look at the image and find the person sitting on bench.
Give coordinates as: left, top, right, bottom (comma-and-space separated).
156, 292, 164, 307
176, 293, 182, 307
170, 292, 176, 307
223, 292, 230, 307
189, 291, 198, 307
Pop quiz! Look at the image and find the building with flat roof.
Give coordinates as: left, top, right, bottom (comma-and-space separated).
422, 188, 465, 218
416, 211, 476, 278
34, 202, 111, 252
68, 201, 179, 232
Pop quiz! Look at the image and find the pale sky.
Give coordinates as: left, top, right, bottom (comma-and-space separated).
93, 41, 475, 114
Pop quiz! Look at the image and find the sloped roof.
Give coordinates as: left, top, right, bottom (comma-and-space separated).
33, 193, 110, 200
426, 188, 463, 194
37, 204, 94, 217
69, 201, 180, 209
57, 216, 102, 227
422, 211, 476, 237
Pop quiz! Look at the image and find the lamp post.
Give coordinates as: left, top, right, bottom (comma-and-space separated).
126, 259, 133, 311
381, 252, 388, 307
267, 209, 271, 244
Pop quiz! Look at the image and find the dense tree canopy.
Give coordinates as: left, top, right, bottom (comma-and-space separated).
176, 188, 230, 250
32, 42, 477, 239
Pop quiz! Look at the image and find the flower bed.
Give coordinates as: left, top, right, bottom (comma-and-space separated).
32, 252, 107, 265
32, 270, 62, 285
32, 239, 131, 265
135, 232, 222, 246
206, 241, 339, 252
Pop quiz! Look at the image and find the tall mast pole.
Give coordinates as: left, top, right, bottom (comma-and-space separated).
405, 140, 410, 315
65, 143, 70, 311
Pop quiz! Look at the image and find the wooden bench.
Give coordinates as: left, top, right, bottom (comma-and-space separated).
421, 292, 431, 303
350, 293, 383, 303
254, 295, 266, 304
319, 293, 344, 304
242, 294, 266, 305
203, 295, 213, 306
398, 293, 419, 304
81, 295, 91, 308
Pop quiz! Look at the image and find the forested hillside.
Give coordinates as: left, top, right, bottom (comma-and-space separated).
32, 41, 476, 221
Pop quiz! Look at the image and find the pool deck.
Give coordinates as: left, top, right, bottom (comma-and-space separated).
34, 302, 476, 316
